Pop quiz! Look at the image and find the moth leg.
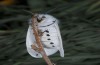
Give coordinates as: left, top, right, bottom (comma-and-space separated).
31, 44, 40, 52
38, 29, 44, 36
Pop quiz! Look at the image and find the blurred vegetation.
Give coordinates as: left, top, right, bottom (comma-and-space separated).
0, 0, 100, 65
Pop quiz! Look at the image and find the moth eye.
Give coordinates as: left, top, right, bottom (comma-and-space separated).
36, 16, 45, 23
37, 18, 42, 23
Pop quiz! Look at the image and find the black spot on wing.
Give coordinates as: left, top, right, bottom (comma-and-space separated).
45, 30, 49, 33
50, 42, 54, 44
36, 54, 38, 56
47, 34, 50, 36
53, 20, 56, 23
47, 38, 51, 40
52, 45, 55, 47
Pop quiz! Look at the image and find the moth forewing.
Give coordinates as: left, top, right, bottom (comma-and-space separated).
26, 14, 64, 58
26, 26, 42, 58
54, 22, 64, 57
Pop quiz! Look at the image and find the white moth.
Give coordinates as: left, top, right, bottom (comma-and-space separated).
26, 14, 64, 58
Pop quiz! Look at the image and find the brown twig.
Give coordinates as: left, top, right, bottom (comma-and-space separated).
31, 16, 54, 65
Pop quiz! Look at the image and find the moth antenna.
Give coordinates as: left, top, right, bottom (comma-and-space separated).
45, 3, 68, 14
45, 7, 58, 14
22, 9, 35, 16
21, 10, 34, 25
45, 6, 61, 14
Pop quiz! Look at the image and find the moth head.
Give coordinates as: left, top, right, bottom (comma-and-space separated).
35, 14, 59, 24
29, 14, 59, 26
34, 14, 46, 23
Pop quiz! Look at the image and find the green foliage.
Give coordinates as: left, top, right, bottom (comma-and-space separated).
0, 0, 100, 65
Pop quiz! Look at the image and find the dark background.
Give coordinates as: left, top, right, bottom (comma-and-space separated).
0, 0, 100, 65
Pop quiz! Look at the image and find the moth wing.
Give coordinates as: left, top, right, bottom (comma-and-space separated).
44, 48, 58, 56
54, 22, 64, 57
26, 26, 58, 58
26, 26, 42, 58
